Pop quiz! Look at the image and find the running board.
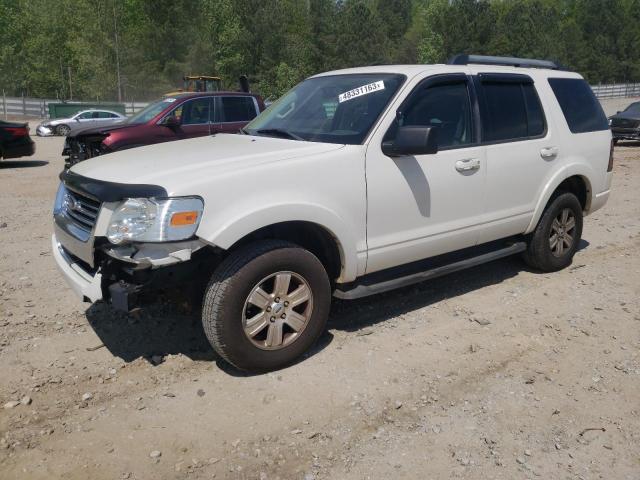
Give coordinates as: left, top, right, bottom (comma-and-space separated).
334, 241, 527, 300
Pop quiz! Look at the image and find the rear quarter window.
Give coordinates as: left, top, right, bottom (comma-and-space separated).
548, 78, 608, 134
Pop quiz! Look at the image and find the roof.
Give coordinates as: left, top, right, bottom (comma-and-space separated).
313, 64, 582, 81
170, 91, 260, 99
183, 75, 221, 80
75, 109, 124, 115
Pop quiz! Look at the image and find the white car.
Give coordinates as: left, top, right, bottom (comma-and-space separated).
36, 109, 126, 136
52, 55, 613, 371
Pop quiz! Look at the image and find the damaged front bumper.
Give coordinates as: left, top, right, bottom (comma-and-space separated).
52, 235, 103, 302
36, 125, 54, 137
53, 232, 209, 311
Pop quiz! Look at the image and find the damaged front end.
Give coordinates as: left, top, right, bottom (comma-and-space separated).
98, 239, 213, 312
52, 171, 219, 312
63, 132, 111, 169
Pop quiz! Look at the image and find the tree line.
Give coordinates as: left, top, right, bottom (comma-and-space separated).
1, 0, 638, 102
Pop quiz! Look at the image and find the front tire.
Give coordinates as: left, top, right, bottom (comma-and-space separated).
202, 240, 331, 371
56, 124, 70, 136
523, 192, 583, 272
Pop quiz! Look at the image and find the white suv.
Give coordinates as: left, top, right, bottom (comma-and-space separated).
52, 55, 613, 371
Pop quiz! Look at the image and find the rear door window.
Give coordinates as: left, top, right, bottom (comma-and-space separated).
523, 84, 545, 136
548, 78, 608, 133
215, 96, 258, 122
477, 75, 546, 142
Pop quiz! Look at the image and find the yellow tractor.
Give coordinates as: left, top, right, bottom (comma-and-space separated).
166, 75, 222, 96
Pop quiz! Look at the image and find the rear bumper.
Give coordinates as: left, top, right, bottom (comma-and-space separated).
1, 140, 35, 159
588, 189, 610, 215
52, 234, 103, 302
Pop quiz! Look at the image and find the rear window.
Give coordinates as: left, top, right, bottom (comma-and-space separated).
478, 78, 546, 142
548, 78, 608, 133
216, 96, 257, 123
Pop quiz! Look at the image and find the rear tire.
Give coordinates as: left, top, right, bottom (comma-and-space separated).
523, 192, 583, 272
202, 240, 331, 371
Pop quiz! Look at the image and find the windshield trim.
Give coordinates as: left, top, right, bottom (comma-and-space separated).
245, 73, 407, 146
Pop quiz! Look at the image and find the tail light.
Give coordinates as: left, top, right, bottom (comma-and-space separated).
5, 127, 29, 138
607, 139, 614, 172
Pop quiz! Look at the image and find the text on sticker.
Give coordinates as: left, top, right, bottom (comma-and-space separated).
338, 81, 385, 103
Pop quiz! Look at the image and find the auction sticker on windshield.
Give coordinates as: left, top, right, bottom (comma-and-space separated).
338, 81, 385, 103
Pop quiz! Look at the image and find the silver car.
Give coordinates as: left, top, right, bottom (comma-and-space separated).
36, 109, 126, 137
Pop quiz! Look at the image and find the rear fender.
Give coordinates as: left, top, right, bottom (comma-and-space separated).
525, 163, 594, 233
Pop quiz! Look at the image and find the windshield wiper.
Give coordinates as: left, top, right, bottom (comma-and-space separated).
239, 127, 249, 135
255, 128, 304, 141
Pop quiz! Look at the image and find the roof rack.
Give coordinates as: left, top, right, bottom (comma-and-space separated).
448, 54, 562, 70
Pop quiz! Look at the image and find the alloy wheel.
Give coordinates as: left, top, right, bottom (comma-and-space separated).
549, 207, 576, 257
242, 271, 313, 350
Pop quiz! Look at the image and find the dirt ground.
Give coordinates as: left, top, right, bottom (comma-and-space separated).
1, 120, 639, 480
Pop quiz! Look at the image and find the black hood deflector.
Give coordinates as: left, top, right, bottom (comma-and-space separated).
60, 170, 167, 202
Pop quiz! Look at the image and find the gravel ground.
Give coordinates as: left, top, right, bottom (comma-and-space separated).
0, 117, 639, 480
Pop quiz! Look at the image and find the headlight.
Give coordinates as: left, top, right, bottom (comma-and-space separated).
106, 197, 203, 244
608, 118, 612, 126
53, 183, 67, 215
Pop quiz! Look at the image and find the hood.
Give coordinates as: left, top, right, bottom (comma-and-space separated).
71, 134, 344, 195
609, 111, 640, 120
67, 122, 131, 138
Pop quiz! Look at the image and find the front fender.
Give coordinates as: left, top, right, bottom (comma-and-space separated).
198, 203, 360, 283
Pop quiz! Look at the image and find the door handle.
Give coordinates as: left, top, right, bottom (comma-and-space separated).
455, 158, 480, 173
540, 146, 559, 159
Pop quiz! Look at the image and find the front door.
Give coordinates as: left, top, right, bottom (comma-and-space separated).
158, 97, 212, 142
365, 74, 486, 273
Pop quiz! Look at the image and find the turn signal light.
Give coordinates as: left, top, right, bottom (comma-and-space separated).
170, 211, 198, 226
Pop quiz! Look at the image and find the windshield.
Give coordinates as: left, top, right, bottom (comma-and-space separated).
623, 102, 640, 113
245, 73, 405, 144
127, 98, 177, 124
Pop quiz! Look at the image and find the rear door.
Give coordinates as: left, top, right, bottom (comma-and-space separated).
212, 96, 259, 134
474, 73, 558, 243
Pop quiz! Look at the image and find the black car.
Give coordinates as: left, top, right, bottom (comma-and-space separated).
609, 101, 640, 143
0, 120, 35, 160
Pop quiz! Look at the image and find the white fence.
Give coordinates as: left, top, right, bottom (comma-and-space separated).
2, 81, 640, 119
0, 94, 148, 119
591, 82, 640, 99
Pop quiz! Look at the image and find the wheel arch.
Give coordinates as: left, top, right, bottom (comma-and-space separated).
526, 170, 592, 234
199, 205, 360, 283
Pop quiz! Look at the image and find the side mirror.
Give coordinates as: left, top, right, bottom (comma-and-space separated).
161, 115, 180, 128
382, 126, 438, 157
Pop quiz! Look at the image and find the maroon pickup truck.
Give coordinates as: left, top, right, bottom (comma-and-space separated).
63, 91, 265, 168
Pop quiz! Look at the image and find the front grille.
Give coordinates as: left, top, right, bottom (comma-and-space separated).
63, 188, 101, 233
